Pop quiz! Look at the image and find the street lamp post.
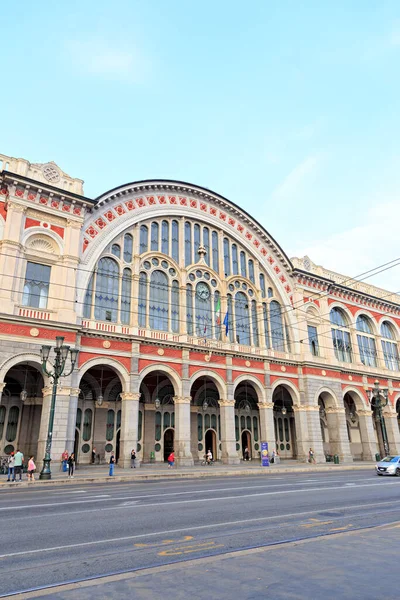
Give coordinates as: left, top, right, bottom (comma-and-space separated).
367, 379, 389, 457
39, 336, 79, 480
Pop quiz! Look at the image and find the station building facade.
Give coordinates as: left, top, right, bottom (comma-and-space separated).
0, 152, 399, 467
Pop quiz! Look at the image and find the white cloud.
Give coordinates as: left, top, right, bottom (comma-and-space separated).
293, 197, 400, 294
271, 155, 319, 199
65, 39, 148, 82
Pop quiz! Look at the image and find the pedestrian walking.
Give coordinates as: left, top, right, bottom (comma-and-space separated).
308, 448, 316, 464
13, 449, 24, 482
91, 446, 96, 464
27, 456, 36, 482
6, 452, 15, 481
61, 449, 69, 472
68, 453, 75, 478
109, 452, 115, 476
167, 451, 174, 468
244, 447, 250, 461
130, 448, 136, 468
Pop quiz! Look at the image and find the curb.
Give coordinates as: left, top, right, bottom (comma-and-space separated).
0, 464, 374, 488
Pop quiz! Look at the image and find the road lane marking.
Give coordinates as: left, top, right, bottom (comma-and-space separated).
158, 541, 223, 556
330, 525, 353, 531
1, 500, 400, 559
301, 520, 333, 528
134, 536, 193, 549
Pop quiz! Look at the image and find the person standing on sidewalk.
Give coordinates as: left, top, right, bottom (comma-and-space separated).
308, 448, 316, 464
68, 453, 75, 478
167, 451, 174, 468
13, 449, 24, 482
130, 448, 136, 468
109, 452, 116, 476
6, 452, 15, 482
91, 447, 97, 464
62, 449, 69, 473
27, 456, 36, 482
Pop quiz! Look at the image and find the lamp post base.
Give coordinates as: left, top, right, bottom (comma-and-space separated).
39, 458, 52, 480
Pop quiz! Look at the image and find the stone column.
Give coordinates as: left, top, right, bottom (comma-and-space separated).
219, 399, 240, 464
382, 408, 400, 455
258, 402, 276, 453
305, 406, 325, 463
65, 387, 80, 454
174, 396, 194, 466
37, 385, 72, 463
119, 392, 141, 468
357, 409, 378, 461
325, 407, 353, 462
292, 407, 311, 461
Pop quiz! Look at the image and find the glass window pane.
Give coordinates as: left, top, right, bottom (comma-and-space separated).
94, 257, 119, 322
227, 294, 234, 342
235, 291, 250, 345
123, 234, 133, 262
248, 260, 255, 283
195, 282, 212, 338
172, 220, 179, 263
270, 301, 285, 351
83, 409, 92, 441
263, 303, 270, 348
121, 268, 132, 324
232, 244, 238, 275
203, 227, 210, 266
251, 300, 259, 346
185, 222, 192, 266
194, 224, 201, 261
171, 280, 179, 333
22, 262, 51, 309
106, 409, 115, 441
240, 251, 246, 278
151, 222, 159, 251
212, 231, 219, 272
111, 244, 121, 258
223, 238, 231, 277
140, 225, 148, 253
83, 273, 94, 318
149, 270, 169, 331
161, 221, 169, 255
5, 406, 19, 442
138, 272, 148, 327
186, 284, 194, 334
308, 325, 319, 356
259, 273, 266, 298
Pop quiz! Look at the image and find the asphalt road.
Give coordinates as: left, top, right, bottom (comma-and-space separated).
1, 469, 400, 597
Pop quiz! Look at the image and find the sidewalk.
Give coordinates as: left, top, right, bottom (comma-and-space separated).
0, 460, 375, 488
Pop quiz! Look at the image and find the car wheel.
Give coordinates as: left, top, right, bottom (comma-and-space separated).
396, 468, 400, 477
377, 472, 382, 476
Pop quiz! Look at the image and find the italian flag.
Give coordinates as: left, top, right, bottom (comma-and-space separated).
215, 297, 221, 325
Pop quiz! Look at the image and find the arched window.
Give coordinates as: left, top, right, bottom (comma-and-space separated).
83, 273, 94, 318
185, 222, 192, 266
260, 273, 266, 298
138, 272, 147, 327
203, 227, 210, 266
6, 406, 19, 442
151, 222, 159, 251
240, 251, 247, 278
171, 280, 179, 333
251, 300, 259, 346
235, 291, 250, 345
248, 260, 255, 283
223, 238, 231, 276
140, 225, 148, 253
227, 293, 234, 342
123, 234, 133, 262
172, 220, 179, 263
111, 244, 121, 258
381, 321, 400, 370
330, 307, 352, 362
194, 224, 201, 261
263, 303, 270, 348
94, 257, 119, 322
161, 221, 169, 255
83, 409, 92, 441
232, 244, 239, 275
121, 268, 132, 324
195, 282, 212, 338
186, 283, 194, 334
268, 287, 274, 298
149, 270, 169, 331
356, 315, 376, 367
270, 300, 285, 351
214, 290, 221, 339
106, 409, 115, 441
212, 231, 219, 272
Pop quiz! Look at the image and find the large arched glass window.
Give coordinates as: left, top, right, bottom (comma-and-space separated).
194, 224, 201, 260
214, 290, 221, 339
330, 307, 352, 362
212, 231, 219, 272
260, 273, 266, 298
140, 225, 148, 253
227, 293, 234, 342
123, 234, 133, 262
203, 227, 210, 266
111, 244, 121, 258
186, 283, 194, 334
172, 220, 179, 263
235, 291, 250, 345
149, 270, 169, 331
138, 272, 148, 327
232, 244, 239, 275
223, 238, 231, 276
381, 321, 400, 370
151, 222, 159, 251
94, 257, 119, 322
121, 268, 132, 324
83, 273, 94, 318
248, 260, 255, 283
171, 280, 179, 333
240, 251, 247, 278
195, 282, 212, 338
251, 300, 259, 346
161, 221, 169, 255
356, 315, 376, 367
270, 300, 285, 351
263, 303, 270, 348
185, 222, 192, 266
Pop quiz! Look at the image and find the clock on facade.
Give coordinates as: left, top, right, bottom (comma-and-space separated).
196, 282, 210, 300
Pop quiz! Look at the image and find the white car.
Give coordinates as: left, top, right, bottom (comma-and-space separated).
375, 456, 400, 476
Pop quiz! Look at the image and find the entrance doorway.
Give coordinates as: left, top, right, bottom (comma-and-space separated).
116, 430, 120, 463
74, 430, 79, 464
241, 431, 251, 459
205, 429, 216, 460
163, 428, 174, 462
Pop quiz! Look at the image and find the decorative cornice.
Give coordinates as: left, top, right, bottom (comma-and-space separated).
120, 392, 140, 401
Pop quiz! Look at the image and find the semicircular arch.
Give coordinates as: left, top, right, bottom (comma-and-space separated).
78, 357, 129, 391
0, 353, 49, 386
342, 386, 368, 410
138, 363, 182, 397
271, 379, 301, 406
233, 374, 265, 402
189, 369, 227, 399
314, 386, 340, 408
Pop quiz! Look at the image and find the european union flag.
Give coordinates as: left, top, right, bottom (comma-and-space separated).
223, 310, 229, 335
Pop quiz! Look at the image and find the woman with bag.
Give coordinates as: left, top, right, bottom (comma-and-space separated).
27, 456, 36, 482
68, 453, 75, 478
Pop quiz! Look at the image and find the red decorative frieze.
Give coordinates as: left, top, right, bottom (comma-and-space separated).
261, 248, 267, 256
51, 200, 60, 209
280, 275, 286, 283
285, 285, 291, 293
147, 196, 156, 205
237, 224, 244, 233
15, 188, 24, 198
73, 206, 81, 215
274, 266, 280, 273
25, 218, 40, 229
245, 231, 252, 240
50, 224, 65, 239
228, 217, 235, 226
125, 200, 135, 211
0, 202, 7, 221
27, 192, 37, 201
169, 196, 177, 204
210, 207, 217, 216
104, 210, 116, 222
190, 199, 197, 208
219, 212, 227, 221
42, 223, 49, 228
200, 202, 207, 211
95, 217, 107, 230
179, 196, 187, 205
40, 196, 48, 205
62, 203, 71, 212
86, 226, 98, 238
158, 195, 166, 204
253, 239, 260, 248
114, 204, 126, 215
136, 197, 145, 207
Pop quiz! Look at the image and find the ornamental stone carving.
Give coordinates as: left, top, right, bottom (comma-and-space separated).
120, 392, 141, 401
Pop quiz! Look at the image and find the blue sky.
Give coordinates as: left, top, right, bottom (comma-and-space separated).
2, 1, 400, 291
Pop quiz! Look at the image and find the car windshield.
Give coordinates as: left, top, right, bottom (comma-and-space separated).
381, 456, 399, 462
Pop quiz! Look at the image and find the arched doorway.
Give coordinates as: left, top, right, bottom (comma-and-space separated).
139, 370, 176, 463
190, 376, 220, 462
272, 386, 297, 459
163, 428, 174, 462
78, 366, 123, 465
344, 392, 367, 460
0, 363, 44, 458
234, 381, 260, 460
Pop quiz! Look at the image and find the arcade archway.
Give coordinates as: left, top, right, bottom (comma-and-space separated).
140, 370, 176, 462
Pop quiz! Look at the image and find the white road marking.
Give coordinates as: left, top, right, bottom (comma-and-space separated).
1, 499, 400, 559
